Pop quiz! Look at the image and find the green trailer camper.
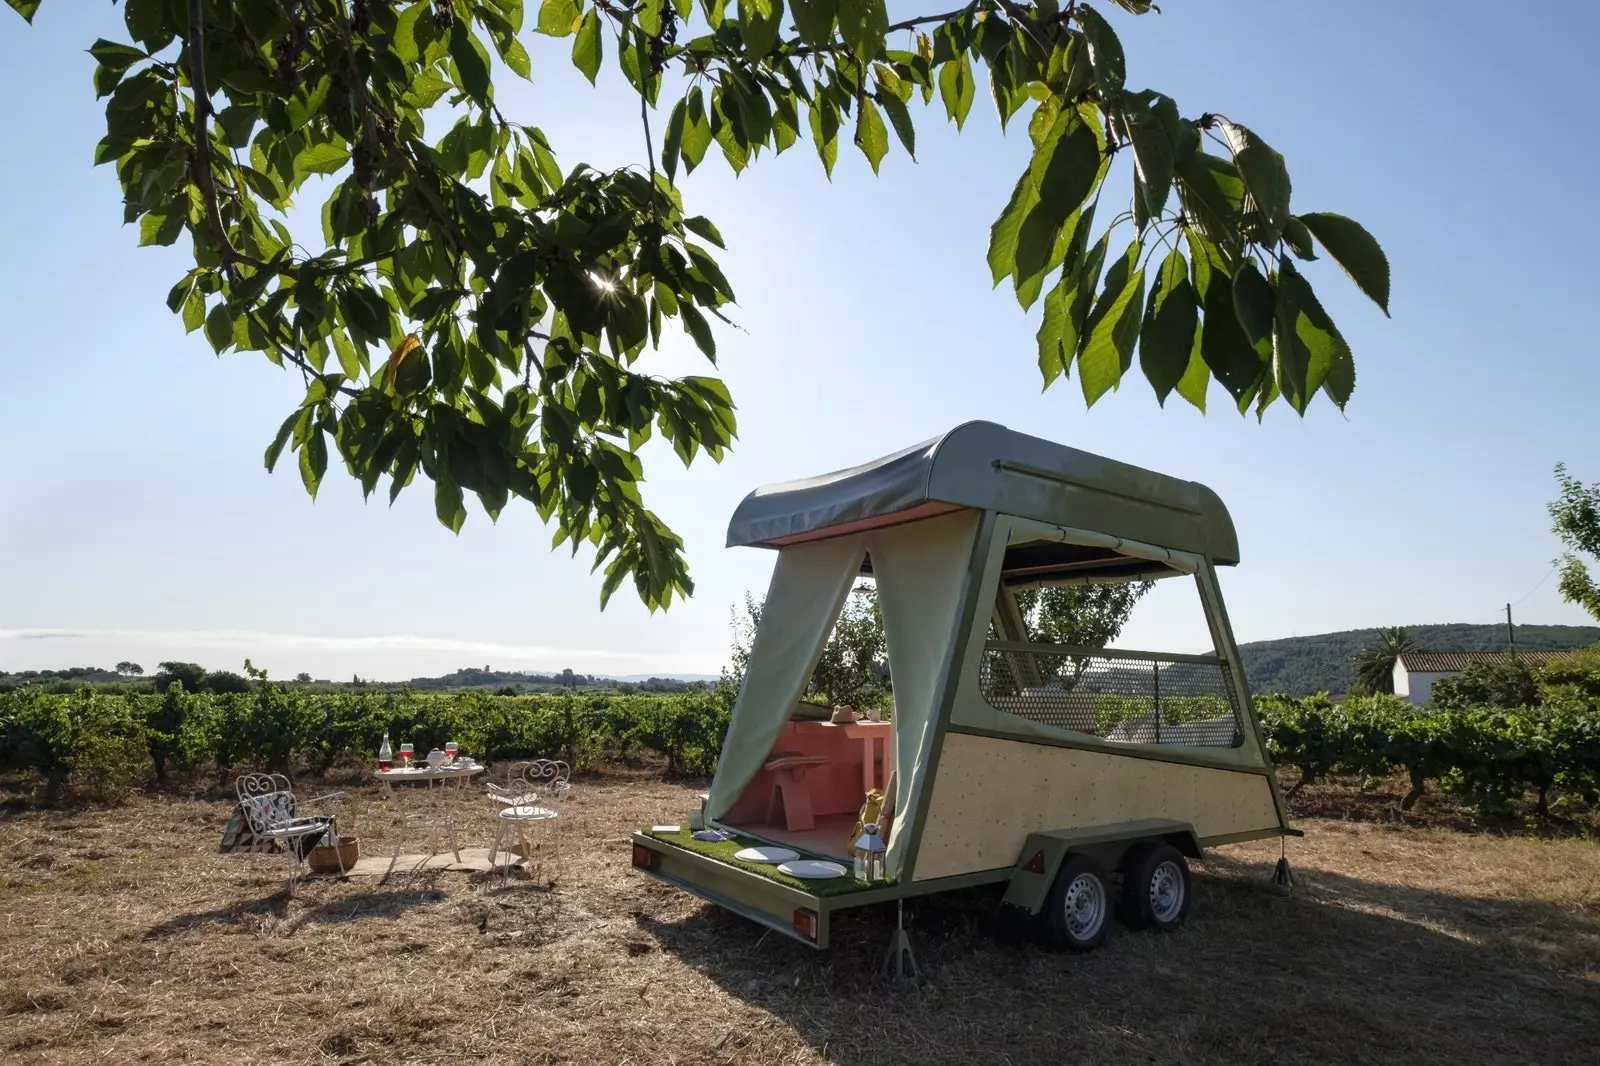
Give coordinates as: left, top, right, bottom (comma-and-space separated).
631, 422, 1294, 953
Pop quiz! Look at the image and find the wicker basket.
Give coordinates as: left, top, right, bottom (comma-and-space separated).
309, 835, 360, 873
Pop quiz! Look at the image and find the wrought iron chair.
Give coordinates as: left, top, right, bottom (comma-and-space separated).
487, 760, 571, 881
232, 774, 339, 894
484, 761, 540, 808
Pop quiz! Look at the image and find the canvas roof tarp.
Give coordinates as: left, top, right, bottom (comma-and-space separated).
726, 421, 1239, 565
706, 510, 980, 877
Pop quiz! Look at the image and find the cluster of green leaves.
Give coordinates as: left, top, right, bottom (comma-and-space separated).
1256, 687, 1600, 817
13, 0, 738, 609
0, 683, 736, 802
1550, 463, 1600, 623
539, 0, 1390, 415
721, 584, 890, 709
7, 0, 1389, 609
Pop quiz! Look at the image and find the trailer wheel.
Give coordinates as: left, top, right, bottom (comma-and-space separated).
1044, 853, 1111, 952
1120, 843, 1192, 932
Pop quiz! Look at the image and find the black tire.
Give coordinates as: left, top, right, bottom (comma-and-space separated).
1120, 843, 1192, 932
1044, 853, 1111, 952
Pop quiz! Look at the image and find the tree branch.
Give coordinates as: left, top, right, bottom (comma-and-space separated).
186, 0, 265, 272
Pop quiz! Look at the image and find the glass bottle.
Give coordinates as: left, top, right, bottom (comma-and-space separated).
378, 730, 392, 771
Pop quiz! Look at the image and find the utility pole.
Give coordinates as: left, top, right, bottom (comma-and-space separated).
1506, 603, 1516, 655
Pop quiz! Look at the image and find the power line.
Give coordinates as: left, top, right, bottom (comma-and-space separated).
1508, 563, 1560, 609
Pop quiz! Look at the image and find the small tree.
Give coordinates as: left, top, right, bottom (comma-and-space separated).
1550, 464, 1600, 622
154, 661, 208, 693
1014, 581, 1154, 649
294, 672, 313, 685
115, 661, 144, 677
1351, 627, 1414, 695
808, 584, 888, 709
1431, 659, 1539, 711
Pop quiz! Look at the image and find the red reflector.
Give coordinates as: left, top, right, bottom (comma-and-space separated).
1024, 850, 1046, 874
632, 844, 656, 869
792, 908, 819, 940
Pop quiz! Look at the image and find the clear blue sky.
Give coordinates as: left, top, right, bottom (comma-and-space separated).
2, 1, 1596, 680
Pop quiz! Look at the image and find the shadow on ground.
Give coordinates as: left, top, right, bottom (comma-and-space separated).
636, 855, 1600, 1066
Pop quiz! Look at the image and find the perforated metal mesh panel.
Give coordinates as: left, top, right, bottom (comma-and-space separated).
979, 643, 1244, 747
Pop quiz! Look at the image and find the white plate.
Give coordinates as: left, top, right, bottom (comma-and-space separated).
734, 846, 799, 864
777, 860, 848, 879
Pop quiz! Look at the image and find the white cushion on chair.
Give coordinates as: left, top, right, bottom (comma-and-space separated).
498, 805, 557, 821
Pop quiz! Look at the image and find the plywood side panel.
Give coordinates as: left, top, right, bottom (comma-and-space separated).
913, 731, 1279, 881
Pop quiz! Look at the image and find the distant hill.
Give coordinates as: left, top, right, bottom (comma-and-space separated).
1238, 624, 1600, 696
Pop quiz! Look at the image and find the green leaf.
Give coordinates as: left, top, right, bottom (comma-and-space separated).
739, 0, 783, 57
537, 0, 583, 36
880, 92, 916, 160
680, 303, 717, 361
938, 54, 975, 131
855, 97, 889, 174
1175, 151, 1244, 252
1222, 122, 1290, 238
300, 428, 328, 497
204, 303, 235, 353
502, 37, 531, 79
1037, 271, 1072, 388
837, 0, 888, 59
182, 286, 205, 333
1013, 114, 1102, 302
1281, 215, 1317, 260
122, 0, 165, 44
572, 9, 602, 83
808, 97, 839, 179
662, 97, 687, 181
790, 0, 836, 47
295, 142, 351, 178
1076, 5, 1125, 87
682, 88, 713, 172
449, 22, 493, 105
264, 411, 298, 472
684, 215, 726, 248
987, 172, 1038, 288
1079, 240, 1144, 406
332, 329, 362, 379
1173, 332, 1210, 413
1192, 253, 1266, 405
1126, 104, 1174, 222
1274, 260, 1349, 412
88, 39, 147, 73
138, 210, 183, 247
1139, 247, 1198, 405
1231, 260, 1276, 353
435, 474, 467, 533
1297, 211, 1390, 316
6, 0, 40, 23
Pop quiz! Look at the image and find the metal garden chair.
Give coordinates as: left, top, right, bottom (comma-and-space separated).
232, 773, 341, 894
486, 760, 571, 881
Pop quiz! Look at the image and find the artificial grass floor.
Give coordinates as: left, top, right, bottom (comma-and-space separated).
643, 827, 891, 897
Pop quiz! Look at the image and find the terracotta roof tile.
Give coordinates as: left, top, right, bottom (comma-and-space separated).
1397, 650, 1567, 673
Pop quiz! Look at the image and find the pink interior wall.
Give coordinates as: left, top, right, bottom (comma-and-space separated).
721, 721, 879, 824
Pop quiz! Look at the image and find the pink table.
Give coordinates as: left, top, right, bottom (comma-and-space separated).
793, 719, 892, 794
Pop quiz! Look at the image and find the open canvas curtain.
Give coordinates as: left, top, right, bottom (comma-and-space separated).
869, 510, 980, 875
705, 534, 866, 821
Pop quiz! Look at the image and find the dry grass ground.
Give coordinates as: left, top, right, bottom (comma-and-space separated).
1, 769, 1597, 1066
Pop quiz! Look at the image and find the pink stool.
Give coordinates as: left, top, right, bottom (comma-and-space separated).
764, 752, 830, 832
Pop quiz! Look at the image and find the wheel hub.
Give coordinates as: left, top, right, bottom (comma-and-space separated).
1062, 873, 1105, 937
1148, 859, 1184, 922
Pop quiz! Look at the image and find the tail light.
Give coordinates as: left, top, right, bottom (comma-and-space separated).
792, 908, 819, 941
632, 844, 657, 870
1023, 850, 1046, 874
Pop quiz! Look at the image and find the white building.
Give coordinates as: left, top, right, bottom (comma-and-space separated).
1392, 650, 1564, 704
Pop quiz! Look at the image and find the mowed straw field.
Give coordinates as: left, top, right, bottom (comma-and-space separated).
0, 770, 1597, 1066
